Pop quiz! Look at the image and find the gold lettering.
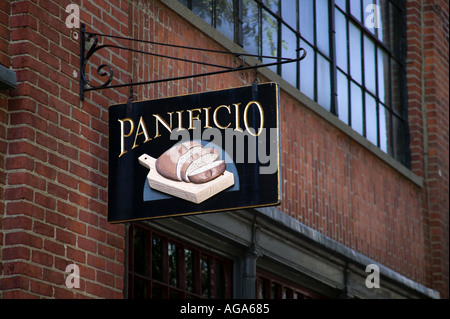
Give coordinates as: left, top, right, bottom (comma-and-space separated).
117, 98, 266, 154
153, 112, 173, 138
176, 110, 185, 131
118, 118, 134, 157
233, 103, 243, 132
132, 116, 151, 149
187, 108, 202, 130
203, 107, 212, 128
243, 101, 264, 137
213, 105, 231, 129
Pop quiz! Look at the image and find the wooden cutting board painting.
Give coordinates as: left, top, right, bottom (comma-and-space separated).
138, 154, 235, 204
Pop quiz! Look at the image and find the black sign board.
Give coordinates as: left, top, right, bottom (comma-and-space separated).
108, 82, 280, 223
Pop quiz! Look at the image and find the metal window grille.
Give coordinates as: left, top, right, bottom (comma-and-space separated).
256, 270, 326, 299
128, 223, 233, 299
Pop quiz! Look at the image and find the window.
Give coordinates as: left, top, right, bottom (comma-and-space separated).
128, 223, 232, 299
256, 271, 325, 299
178, 0, 410, 167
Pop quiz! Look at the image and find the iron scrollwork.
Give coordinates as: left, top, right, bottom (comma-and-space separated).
79, 23, 307, 101
80, 24, 114, 100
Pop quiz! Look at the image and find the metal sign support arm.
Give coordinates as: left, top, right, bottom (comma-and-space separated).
79, 23, 306, 100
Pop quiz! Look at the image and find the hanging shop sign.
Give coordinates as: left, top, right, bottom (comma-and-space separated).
108, 82, 280, 223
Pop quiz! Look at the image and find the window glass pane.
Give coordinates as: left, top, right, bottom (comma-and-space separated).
335, 0, 346, 12
169, 290, 183, 299
257, 277, 268, 299
364, 35, 376, 94
262, 10, 278, 73
242, 0, 260, 56
365, 93, 378, 145
317, 54, 331, 111
391, 59, 402, 115
392, 114, 405, 160
152, 236, 163, 282
133, 228, 146, 275
216, 262, 226, 299
282, 287, 288, 299
299, 40, 315, 100
263, 0, 279, 14
271, 282, 281, 298
363, 0, 377, 35
281, 0, 296, 29
201, 256, 211, 298
337, 70, 349, 124
351, 81, 363, 135
379, 103, 388, 153
134, 279, 147, 299
168, 242, 180, 288
152, 284, 164, 299
335, 8, 348, 71
192, 0, 212, 25
215, 0, 234, 41
299, 0, 314, 44
282, 25, 298, 87
185, 248, 195, 293
349, 22, 362, 84
350, 0, 362, 22
377, 48, 389, 104
316, 0, 329, 56
389, 2, 400, 57
376, 0, 388, 44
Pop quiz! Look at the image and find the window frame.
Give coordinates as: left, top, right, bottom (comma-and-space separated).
178, 0, 410, 167
334, 0, 409, 165
128, 223, 233, 299
256, 269, 326, 299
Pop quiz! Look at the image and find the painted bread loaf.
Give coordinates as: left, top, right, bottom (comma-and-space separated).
155, 141, 203, 181
155, 142, 226, 184
187, 160, 226, 184
180, 147, 219, 182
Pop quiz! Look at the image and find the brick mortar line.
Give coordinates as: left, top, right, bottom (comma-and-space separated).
5, 118, 109, 166
4, 162, 108, 200
1, 215, 122, 246
1, 233, 125, 290
0, 270, 123, 299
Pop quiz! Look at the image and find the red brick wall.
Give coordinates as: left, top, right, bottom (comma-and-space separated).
0, 0, 448, 299
129, 0, 254, 100
406, 0, 449, 298
279, 93, 428, 285
0, 0, 128, 298
0, 0, 11, 296
0, 1, 9, 68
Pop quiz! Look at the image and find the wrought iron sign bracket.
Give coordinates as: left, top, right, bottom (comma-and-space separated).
79, 23, 307, 101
